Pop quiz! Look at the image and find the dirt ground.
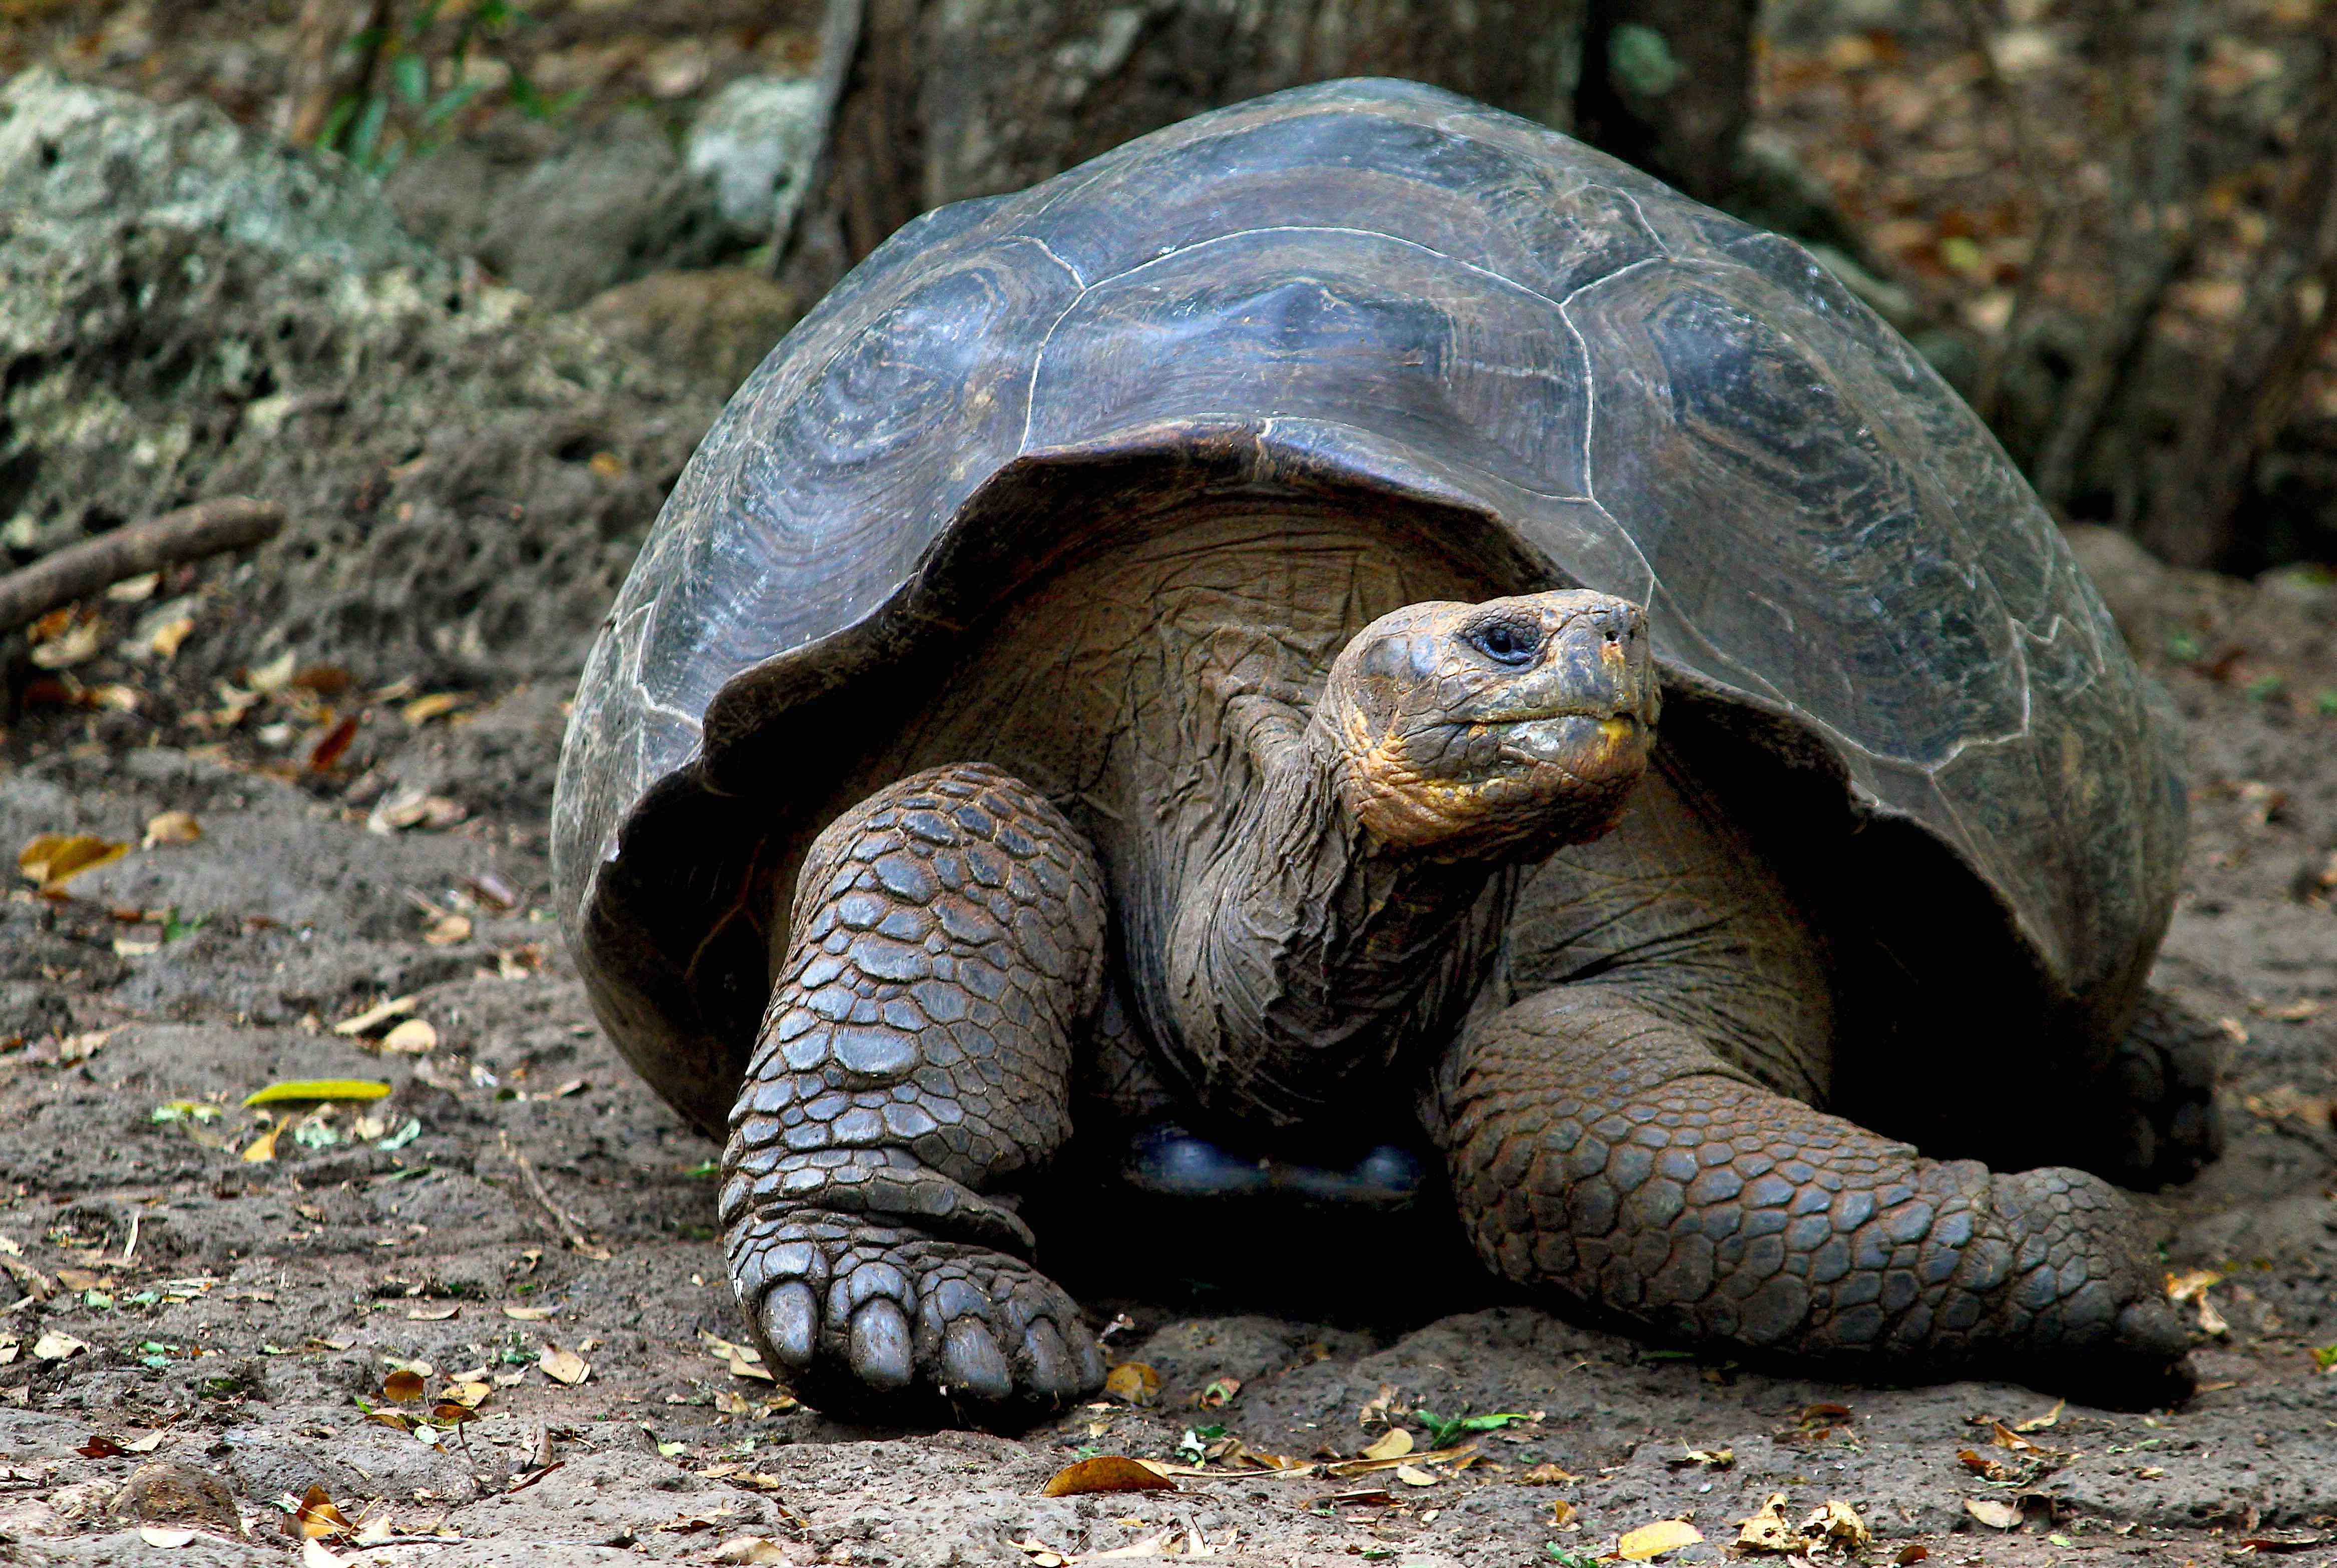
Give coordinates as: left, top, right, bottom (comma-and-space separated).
0, 528, 2331, 1568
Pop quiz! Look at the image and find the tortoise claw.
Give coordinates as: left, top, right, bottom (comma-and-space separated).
941, 1319, 1015, 1402
727, 1211, 1100, 1423
760, 1282, 818, 1369
850, 1298, 915, 1390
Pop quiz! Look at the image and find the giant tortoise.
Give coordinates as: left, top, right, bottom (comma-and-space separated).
552, 78, 2215, 1420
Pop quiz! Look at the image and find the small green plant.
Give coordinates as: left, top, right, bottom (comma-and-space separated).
2245, 673, 2285, 703
2314, 688, 2337, 718
2311, 1342, 2337, 1373
1411, 1407, 1536, 1447
319, 1, 583, 175
1546, 1546, 1599, 1567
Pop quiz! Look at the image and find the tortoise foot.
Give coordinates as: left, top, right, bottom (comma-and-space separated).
2085, 989, 2223, 1190
729, 1211, 1101, 1420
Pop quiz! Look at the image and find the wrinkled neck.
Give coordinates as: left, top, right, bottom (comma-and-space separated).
1147, 711, 1510, 1129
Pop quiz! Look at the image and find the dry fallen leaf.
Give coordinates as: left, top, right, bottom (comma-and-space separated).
17, 833, 128, 892
2011, 1399, 2065, 1433
380, 1019, 439, 1055
1897, 1547, 1930, 1565
423, 913, 472, 947
1736, 1493, 1805, 1553
1618, 1519, 1704, 1560
407, 1304, 458, 1322
29, 607, 103, 669
1520, 1461, 1580, 1484
332, 995, 417, 1036
240, 1123, 282, 1163
141, 812, 202, 849
1359, 1427, 1414, 1461
503, 1305, 554, 1322
139, 1525, 197, 1547
401, 692, 468, 725
306, 716, 359, 773
1103, 1361, 1161, 1405
1393, 1464, 1437, 1487
1040, 1455, 1179, 1497
381, 1369, 426, 1404
293, 1483, 351, 1540
699, 1330, 774, 1382
301, 1537, 350, 1568
1803, 1499, 1871, 1548
1549, 1497, 1576, 1527
539, 1344, 590, 1385
711, 1540, 792, 1565
109, 572, 161, 602
32, 1330, 88, 1361
1964, 1497, 2022, 1530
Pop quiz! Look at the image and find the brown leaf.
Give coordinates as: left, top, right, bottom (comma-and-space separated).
1618, 1519, 1703, 1560
1103, 1362, 1160, 1405
76, 1434, 124, 1458
2010, 1399, 2064, 1433
295, 1483, 351, 1539
406, 1304, 458, 1322
1896, 1547, 1930, 1564
1802, 1499, 1871, 1548
1520, 1461, 1580, 1484
1549, 1498, 1576, 1527
29, 607, 103, 669
306, 715, 358, 773
17, 833, 128, 892
1359, 1427, 1414, 1462
1039, 1455, 1178, 1497
1957, 1448, 2011, 1480
381, 1369, 426, 1404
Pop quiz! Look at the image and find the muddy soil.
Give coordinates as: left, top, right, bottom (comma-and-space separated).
0, 525, 2328, 1568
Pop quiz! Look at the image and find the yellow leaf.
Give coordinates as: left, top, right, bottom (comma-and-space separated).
1393, 1464, 1437, 1487
1618, 1520, 1704, 1560
32, 1331, 87, 1360
2011, 1399, 2065, 1433
1039, 1455, 1179, 1497
17, 833, 128, 891
401, 692, 468, 726
503, 1305, 554, 1321
1550, 1498, 1576, 1527
1103, 1361, 1160, 1405
1736, 1493, 1805, 1553
1802, 1499, 1871, 1549
1359, 1427, 1413, 1461
243, 1079, 392, 1106
240, 1124, 282, 1163
1521, 1461, 1581, 1484
141, 812, 202, 848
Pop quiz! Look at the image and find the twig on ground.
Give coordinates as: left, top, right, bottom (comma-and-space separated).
0, 498, 283, 636
500, 1131, 611, 1260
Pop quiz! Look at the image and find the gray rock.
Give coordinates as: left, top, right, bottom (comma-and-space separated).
0, 68, 723, 688
685, 74, 828, 242
481, 109, 727, 309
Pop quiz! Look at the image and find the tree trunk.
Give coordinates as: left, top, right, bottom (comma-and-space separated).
781, 0, 1592, 300
2141, 20, 2337, 570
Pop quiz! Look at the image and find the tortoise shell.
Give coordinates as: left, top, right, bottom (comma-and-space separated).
551, 78, 2183, 1138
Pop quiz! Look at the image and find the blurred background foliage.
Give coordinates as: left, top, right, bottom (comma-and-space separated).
3, 0, 2334, 578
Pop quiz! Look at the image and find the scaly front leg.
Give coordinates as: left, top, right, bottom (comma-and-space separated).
1436, 987, 2193, 1404
723, 764, 1107, 1421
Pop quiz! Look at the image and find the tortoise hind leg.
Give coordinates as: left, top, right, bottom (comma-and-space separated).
723, 762, 1107, 1420
1435, 985, 2195, 1405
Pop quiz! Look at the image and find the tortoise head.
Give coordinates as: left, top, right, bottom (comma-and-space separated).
1320, 590, 1659, 859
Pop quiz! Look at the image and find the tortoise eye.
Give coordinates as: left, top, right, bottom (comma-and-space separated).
1468, 619, 1541, 666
